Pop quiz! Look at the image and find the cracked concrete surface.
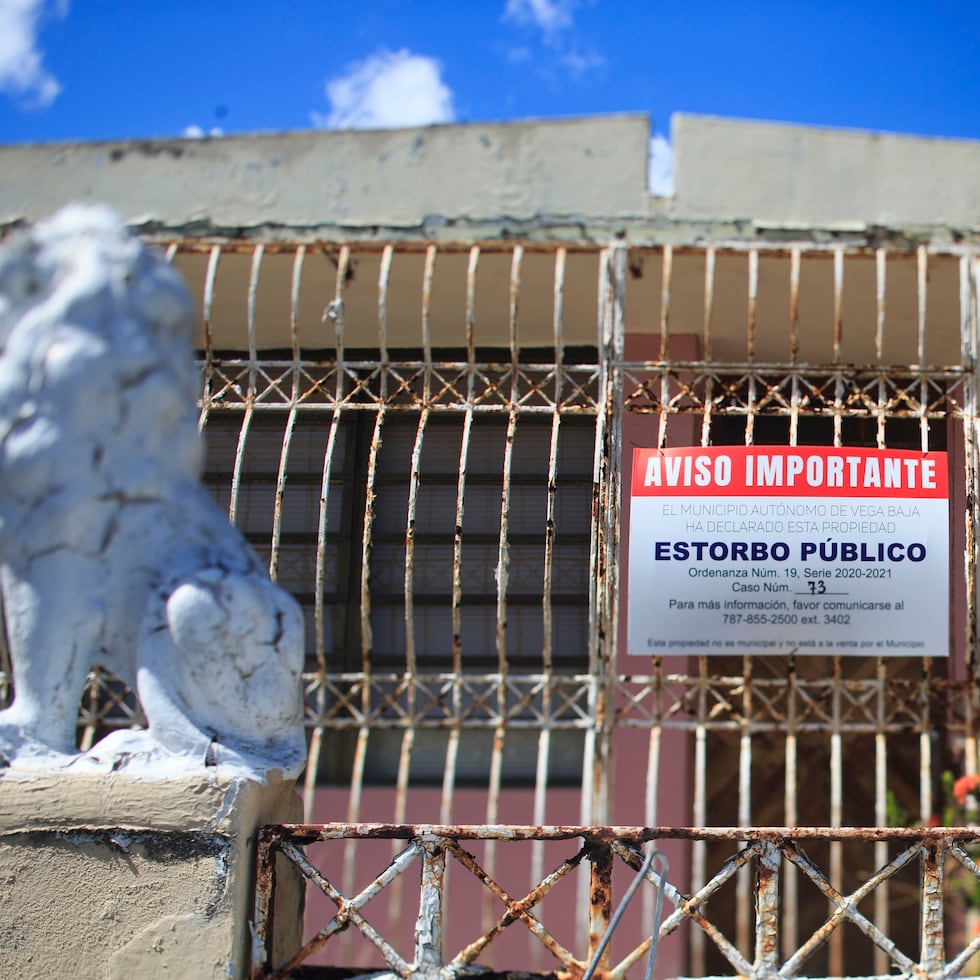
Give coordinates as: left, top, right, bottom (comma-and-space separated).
0, 771, 304, 979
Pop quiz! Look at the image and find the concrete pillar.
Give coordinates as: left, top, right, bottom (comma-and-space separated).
0, 770, 303, 978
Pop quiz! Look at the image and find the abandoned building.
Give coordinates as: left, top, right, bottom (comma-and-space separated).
2, 112, 980, 977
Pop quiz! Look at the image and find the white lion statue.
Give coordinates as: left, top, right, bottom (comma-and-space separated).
0, 205, 306, 778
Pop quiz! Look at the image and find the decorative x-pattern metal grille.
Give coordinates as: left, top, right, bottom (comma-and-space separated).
252, 824, 980, 980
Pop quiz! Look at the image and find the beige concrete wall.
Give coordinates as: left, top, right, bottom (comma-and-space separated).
0, 772, 303, 979
672, 113, 980, 230
3, 112, 979, 239
0, 115, 651, 234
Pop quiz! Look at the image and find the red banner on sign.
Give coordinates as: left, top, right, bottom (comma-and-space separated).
632, 447, 948, 499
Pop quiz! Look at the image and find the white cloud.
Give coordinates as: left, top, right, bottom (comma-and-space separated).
649, 133, 674, 196
502, 0, 602, 78
314, 49, 455, 130
558, 47, 603, 77
0, 0, 66, 108
182, 124, 224, 139
503, 0, 575, 37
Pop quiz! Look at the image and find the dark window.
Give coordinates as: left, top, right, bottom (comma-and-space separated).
201, 349, 599, 786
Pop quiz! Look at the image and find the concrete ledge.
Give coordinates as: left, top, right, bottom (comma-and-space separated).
0, 771, 303, 979
0, 115, 652, 232
5, 113, 978, 245
672, 113, 980, 229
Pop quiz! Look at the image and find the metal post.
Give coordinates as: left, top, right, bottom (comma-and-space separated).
587, 842, 614, 977
920, 841, 946, 977
755, 841, 781, 977
251, 829, 277, 979
416, 835, 447, 975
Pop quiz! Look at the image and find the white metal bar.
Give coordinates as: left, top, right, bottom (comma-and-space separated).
700, 246, 716, 445
378, 244, 393, 365
388, 726, 415, 942
466, 246, 479, 387
962, 255, 980, 774
747, 248, 758, 364
745, 250, 759, 445
874, 662, 890, 977
227, 244, 264, 524
361, 409, 385, 674
440, 729, 459, 825
404, 408, 429, 679
444, 395, 473, 826
599, 243, 627, 824
658, 246, 673, 447
660, 244, 673, 361
736, 657, 752, 957
875, 247, 886, 363
783, 657, 799, 961
789, 247, 801, 366
833, 248, 844, 365
509, 245, 523, 404
422, 245, 436, 366
268, 246, 305, 580
482, 247, 523, 943
313, 245, 350, 672
918, 245, 928, 367
530, 248, 568, 960
198, 243, 221, 430
874, 249, 888, 449
829, 656, 844, 976
703, 245, 715, 361
691, 655, 709, 976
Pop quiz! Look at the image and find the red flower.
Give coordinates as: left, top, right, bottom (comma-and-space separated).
954, 774, 980, 805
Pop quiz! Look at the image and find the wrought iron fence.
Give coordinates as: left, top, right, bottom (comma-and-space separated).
3, 235, 979, 975
252, 823, 980, 980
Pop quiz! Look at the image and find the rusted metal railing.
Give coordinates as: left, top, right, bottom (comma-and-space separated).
6, 237, 975, 975
252, 823, 980, 980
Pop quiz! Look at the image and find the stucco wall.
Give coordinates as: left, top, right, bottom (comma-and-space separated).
0, 772, 303, 979
2, 111, 979, 242
671, 114, 980, 230
0, 114, 651, 234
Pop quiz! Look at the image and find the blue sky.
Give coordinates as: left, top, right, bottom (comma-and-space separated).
1, 0, 979, 192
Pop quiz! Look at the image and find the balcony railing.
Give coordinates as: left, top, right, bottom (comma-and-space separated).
251, 823, 980, 980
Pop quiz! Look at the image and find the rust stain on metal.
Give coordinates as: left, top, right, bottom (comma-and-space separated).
586, 843, 613, 972
250, 832, 277, 979
754, 841, 781, 972
263, 821, 980, 844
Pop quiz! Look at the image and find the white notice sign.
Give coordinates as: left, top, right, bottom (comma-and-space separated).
627, 447, 949, 657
